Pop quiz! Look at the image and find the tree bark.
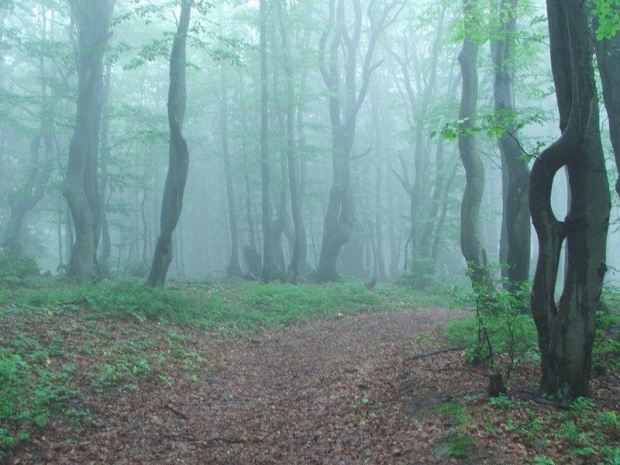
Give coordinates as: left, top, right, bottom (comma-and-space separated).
98, 62, 112, 275
3, 9, 54, 259
593, 6, 620, 197
145, 0, 192, 287
458, 0, 493, 291
491, 0, 530, 289
316, 0, 401, 281
530, 0, 610, 398
260, 0, 272, 282
63, 0, 115, 278
277, 0, 303, 283
219, 62, 242, 277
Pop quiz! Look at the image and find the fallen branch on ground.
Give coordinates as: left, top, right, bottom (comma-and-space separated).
407, 347, 464, 360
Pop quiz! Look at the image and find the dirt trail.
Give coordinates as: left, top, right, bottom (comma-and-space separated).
16, 307, 488, 464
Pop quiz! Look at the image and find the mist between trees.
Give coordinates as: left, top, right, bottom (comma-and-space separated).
1, 0, 620, 399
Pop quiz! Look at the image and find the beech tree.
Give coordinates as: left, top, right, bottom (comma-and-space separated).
592, 1, 620, 197
145, 0, 193, 287
457, 0, 493, 291
491, 0, 530, 289
530, 0, 610, 398
63, 0, 115, 278
315, 0, 403, 282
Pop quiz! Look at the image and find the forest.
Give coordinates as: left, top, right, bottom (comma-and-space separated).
0, 0, 619, 462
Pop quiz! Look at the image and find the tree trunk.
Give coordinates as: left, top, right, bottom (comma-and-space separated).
260, 0, 272, 282
491, 0, 530, 289
145, 0, 192, 287
98, 62, 112, 275
277, 0, 303, 283
458, 0, 493, 291
593, 8, 620, 197
63, 0, 114, 278
3, 131, 53, 257
374, 166, 386, 279
530, 0, 610, 398
315, 0, 401, 281
236, 72, 260, 276
219, 62, 242, 277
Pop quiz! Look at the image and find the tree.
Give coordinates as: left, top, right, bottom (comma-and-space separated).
2, 3, 55, 259
315, 0, 402, 282
260, 0, 271, 282
145, 0, 193, 287
457, 0, 493, 291
276, 0, 303, 283
491, 0, 530, 289
63, 0, 115, 278
592, 1, 620, 197
530, 0, 610, 398
219, 62, 242, 277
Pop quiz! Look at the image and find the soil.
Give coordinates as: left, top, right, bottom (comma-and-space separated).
7, 306, 619, 464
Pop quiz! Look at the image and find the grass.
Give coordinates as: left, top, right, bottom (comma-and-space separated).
0, 276, 446, 451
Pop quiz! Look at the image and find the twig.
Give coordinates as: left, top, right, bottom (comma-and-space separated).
164, 402, 189, 420
407, 347, 464, 360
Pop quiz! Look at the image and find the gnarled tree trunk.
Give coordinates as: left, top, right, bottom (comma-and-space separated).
530, 0, 610, 398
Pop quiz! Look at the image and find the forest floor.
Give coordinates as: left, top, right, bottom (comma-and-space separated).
1, 280, 619, 464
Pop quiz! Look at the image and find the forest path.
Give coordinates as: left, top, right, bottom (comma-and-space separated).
17, 306, 490, 464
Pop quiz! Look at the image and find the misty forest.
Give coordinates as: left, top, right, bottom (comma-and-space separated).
1, 0, 620, 462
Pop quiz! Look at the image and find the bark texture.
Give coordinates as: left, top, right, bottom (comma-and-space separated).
63, 0, 115, 278
530, 0, 610, 398
145, 0, 192, 287
457, 0, 493, 291
593, 7, 620, 197
491, 0, 530, 288
316, 0, 401, 281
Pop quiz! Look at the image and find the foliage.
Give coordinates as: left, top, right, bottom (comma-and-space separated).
0, 250, 39, 285
0, 334, 74, 447
591, 0, 620, 40
445, 281, 538, 378
435, 402, 475, 459
592, 291, 620, 376
482, 396, 620, 463
0, 278, 398, 331
399, 257, 438, 290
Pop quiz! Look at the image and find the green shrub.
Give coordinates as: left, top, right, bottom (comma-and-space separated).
445, 281, 538, 377
0, 250, 38, 284
0, 342, 74, 447
400, 257, 438, 290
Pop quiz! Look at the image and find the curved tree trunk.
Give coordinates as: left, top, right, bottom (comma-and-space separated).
3, 7, 54, 259
315, 0, 401, 281
530, 0, 610, 398
63, 0, 115, 278
457, 0, 493, 291
491, 0, 530, 289
3, 131, 53, 256
145, 0, 192, 287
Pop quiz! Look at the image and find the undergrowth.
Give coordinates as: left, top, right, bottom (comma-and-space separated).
0, 277, 441, 450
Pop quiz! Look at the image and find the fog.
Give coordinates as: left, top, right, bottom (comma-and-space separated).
1, 0, 618, 287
